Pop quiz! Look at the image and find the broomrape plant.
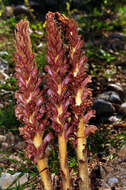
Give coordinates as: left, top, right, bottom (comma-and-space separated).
14, 12, 97, 190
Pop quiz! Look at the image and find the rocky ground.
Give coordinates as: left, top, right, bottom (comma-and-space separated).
0, 5, 126, 189
1, 41, 126, 190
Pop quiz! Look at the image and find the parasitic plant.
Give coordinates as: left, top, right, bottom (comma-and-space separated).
14, 12, 96, 190
49, 12, 97, 190
14, 20, 53, 190
45, 12, 72, 190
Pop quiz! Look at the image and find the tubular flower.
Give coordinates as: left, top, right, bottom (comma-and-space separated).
56, 12, 97, 190
14, 20, 53, 190
45, 12, 72, 190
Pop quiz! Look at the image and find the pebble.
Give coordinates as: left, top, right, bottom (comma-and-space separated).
0, 59, 8, 71
97, 91, 122, 104
1, 142, 9, 149
4, 6, 14, 17
0, 60, 9, 83
0, 172, 28, 189
104, 67, 117, 80
0, 135, 6, 142
119, 102, 126, 115
13, 5, 29, 15
0, 103, 4, 108
108, 115, 122, 124
103, 159, 126, 189
93, 98, 115, 117
107, 177, 119, 187
110, 33, 126, 39
107, 83, 124, 100
118, 144, 126, 160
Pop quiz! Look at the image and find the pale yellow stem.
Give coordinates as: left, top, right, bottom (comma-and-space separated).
37, 159, 52, 190
58, 129, 71, 190
57, 105, 71, 190
77, 117, 91, 190
33, 132, 53, 190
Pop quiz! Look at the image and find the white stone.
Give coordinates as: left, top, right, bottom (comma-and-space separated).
0, 172, 28, 189
0, 135, 6, 142
107, 177, 119, 187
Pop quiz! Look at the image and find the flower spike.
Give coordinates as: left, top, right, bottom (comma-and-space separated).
45, 12, 72, 190
14, 20, 53, 190
56, 12, 97, 190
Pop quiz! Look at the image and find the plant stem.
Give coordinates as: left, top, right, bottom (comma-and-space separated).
57, 106, 71, 190
58, 130, 71, 190
77, 117, 91, 190
33, 132, 53, 190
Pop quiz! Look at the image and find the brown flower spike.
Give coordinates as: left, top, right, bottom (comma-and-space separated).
56, 12, 97, 190
45, 12, 72, 190
14, 20, 53, 190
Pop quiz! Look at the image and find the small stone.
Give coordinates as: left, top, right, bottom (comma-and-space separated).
1, 142, 9, 149
0, 103, 4, 108
110, 33, 126, 39
93, 98, 115, 117
0, 70, 9, 82
118, 144, 126, 160
107, 177, 119, 187
107, 83, 124, 100
119, 103, 126, 115
13, 5, 29, 15
0, 51, 8, 56
4, 6, 14, 17
108, 115, 122, 124
13, 172, 28, 185
104, 67, 117, 80
0, 173, 12, 189
0, 172, 28, 189
98, 91, 122, 104
0, 135, 6, 142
